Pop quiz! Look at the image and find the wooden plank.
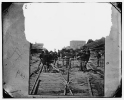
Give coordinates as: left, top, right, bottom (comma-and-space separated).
87, 76, 93, 97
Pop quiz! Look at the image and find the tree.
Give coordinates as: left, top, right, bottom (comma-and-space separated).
87, 39, 94, 44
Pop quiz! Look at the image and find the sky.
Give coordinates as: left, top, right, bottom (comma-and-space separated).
23, 3, 112, 51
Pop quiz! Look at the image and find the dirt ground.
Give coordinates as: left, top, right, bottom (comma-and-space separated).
29, 57, 104, 97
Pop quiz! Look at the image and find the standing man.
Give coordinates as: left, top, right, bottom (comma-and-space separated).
79, 50, 86, 72
80, 49, 90, 72
96, 50, 101, 67
39, 50, 47, 72
85, 49, 90, 71
38, 50, 44, 70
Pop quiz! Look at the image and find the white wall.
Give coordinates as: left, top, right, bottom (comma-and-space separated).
105, 6, 121, 97
3, 3, 30, 97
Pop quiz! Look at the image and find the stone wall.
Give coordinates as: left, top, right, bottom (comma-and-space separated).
3, 3, 30, 97
105, 6, 121, 97
86, 5, 121, 97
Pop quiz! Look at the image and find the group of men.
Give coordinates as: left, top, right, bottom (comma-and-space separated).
37, 48, 91, 72
38, 49, 58, 72
77, 49, 90, 72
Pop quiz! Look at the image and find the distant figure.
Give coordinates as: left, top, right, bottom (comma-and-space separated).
85, 49, 90, 63
38, 50, 44, 70
65, 56, 70, 68
80, 49, 90, 72
39, 50, 46, 72
79, 51, 86, 71
53, 51, 58, 66
96, 51, 101, 67
85, 49, 90, 71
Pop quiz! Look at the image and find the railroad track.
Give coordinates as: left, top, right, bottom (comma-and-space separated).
29, 63, 43, 95
29, 59, 103, 97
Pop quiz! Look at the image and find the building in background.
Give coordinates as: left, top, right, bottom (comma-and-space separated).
65, 46, 71, 50
32, 43, 44, 49
70, 40, 86, 50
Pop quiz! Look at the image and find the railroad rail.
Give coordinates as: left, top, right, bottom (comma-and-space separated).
30, 63, 43, 94
29, 58, 103, 96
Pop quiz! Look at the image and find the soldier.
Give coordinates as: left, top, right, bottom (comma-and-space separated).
80, 49, 90, 72
96, 50, 101, 67
38, 50, 44, 71
84, 49, 90, 71
79, 50, 86, 72
39, 50, 47, 72
53, 51, 58, 66
46, 52, 53, 72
